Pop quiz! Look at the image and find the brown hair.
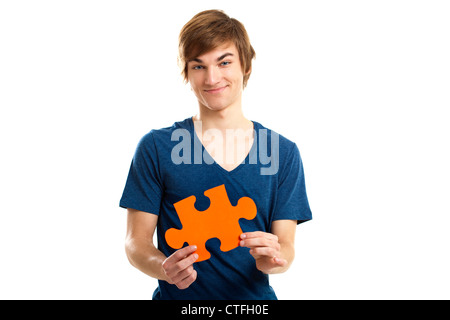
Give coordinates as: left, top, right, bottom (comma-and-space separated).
178, 9, 256, 88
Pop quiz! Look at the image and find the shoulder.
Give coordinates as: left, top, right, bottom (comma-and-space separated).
138, 118, 192, 148
253, 120, 298, 157
253, 120, 302, 177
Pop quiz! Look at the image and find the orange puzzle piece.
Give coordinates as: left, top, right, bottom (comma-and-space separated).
165, 184, 257, 262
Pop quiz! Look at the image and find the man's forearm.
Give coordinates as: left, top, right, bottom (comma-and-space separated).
125, 237, 169, 281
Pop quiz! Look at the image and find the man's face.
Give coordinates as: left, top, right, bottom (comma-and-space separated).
187, 42, 245, 112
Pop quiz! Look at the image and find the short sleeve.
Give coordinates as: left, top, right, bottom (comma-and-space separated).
273, 143, 312, 224
119, 132, 163, 215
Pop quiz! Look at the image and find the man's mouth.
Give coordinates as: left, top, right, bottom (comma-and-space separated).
204, 86, 227, 94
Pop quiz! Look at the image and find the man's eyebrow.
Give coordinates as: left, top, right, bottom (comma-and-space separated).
217, 52, 234, 61
189, 52, 234, 64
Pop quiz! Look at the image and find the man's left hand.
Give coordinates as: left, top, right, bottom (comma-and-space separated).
240, 231, 288, 274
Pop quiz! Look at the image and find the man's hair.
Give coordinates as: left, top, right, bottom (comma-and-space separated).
178, 9, 256, 88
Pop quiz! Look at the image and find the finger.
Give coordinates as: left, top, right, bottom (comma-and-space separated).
241, 231, 278, 241
240, 238, 281, 250
171, 265, 195, 284
165, 245, 196, 264
176, 252, 199, 272
163, 245, 197, 273
176, 269, 197, 290
164, 252, 198, 277
173, 245, 198, 260
249, 247, 278, 258
273, 257, 288, 267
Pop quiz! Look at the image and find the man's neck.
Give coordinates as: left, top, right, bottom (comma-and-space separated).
193, 101, 252, 133
192, 99, 255, 172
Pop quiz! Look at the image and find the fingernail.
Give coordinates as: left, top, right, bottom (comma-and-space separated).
193, 254, 199, 260
240, 240, 245, 246
240, 234, 246, 239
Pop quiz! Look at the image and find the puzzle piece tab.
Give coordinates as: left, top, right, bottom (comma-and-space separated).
165, 184, 257, 262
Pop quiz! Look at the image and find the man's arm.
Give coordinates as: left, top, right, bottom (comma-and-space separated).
125, 208, 198, 289
240, 219, 297, 274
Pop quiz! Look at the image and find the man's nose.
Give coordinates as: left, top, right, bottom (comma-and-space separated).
205, 66, 221, 86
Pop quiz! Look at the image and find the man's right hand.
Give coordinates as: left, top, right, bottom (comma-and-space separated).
161, 245, 198, 290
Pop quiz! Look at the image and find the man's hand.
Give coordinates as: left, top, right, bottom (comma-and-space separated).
239, 231, 288, 274
162, 245, 198, 289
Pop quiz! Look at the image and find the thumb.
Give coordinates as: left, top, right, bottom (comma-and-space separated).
273, 257, 288, 267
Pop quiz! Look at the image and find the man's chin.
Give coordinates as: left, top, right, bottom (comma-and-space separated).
200, 102, 230, 112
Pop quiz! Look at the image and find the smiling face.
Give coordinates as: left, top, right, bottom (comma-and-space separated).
187, 42, 246, 112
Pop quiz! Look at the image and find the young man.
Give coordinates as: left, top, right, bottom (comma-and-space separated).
120, 9, 312, 300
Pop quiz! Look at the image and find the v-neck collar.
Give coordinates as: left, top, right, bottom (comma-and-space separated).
188, 117, 258, 175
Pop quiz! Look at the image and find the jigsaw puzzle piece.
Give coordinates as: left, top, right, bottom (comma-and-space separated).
217, 196, 257, 252
165, 227, 211, 261
165, 184, 257, 262
165, 195, 213, 262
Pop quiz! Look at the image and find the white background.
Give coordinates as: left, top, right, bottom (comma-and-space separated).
1, 0, 449, 300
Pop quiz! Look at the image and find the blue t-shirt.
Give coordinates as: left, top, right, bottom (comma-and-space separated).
120, 117, 312, 300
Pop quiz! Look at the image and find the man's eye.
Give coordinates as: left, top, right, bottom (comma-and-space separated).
221, 61, 231, 66
193, 65, 204, 70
